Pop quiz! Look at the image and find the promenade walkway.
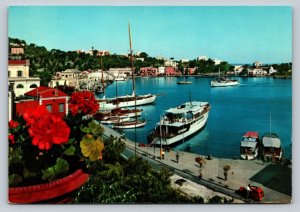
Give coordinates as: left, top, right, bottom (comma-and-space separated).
101, 124, 292, 204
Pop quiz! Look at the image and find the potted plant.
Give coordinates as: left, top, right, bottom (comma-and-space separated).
8, 91, 104, 203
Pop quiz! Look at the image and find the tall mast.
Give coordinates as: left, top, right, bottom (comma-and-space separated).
129, 21, 137, 156
100, 55, 105, 97
128, 22, 135, 96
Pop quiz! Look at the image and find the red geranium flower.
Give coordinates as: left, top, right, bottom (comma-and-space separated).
24, 106, 70, 150
23, 106, 49, 126
9, 120, 19, 129
68, 91, 99, 116
8, 134, 15, 144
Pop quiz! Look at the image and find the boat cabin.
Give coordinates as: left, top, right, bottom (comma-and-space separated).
262, 133, 282, 161
240, 131, 259, 160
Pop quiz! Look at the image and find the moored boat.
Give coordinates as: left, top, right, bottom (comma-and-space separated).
177, 81, 192, 84
100, 115, 131, 124
96, 23, 156, 109
148, 101, 210, 146
240, 131, 260, 160
112, 119, 146, 129
97, 93, 156, 109
261, 133, 283, 161
211, 77, 239, 87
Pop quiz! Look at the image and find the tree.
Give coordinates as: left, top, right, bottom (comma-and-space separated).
139, 52, 148, 59
223, 165, 231, 181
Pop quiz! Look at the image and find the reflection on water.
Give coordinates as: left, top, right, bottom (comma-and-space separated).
98, 77, 292, 159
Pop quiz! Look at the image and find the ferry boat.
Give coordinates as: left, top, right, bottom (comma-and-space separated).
240, 131, 260, 160
261, 133, 283, 161
211, 77, 239, 87
148, 101, 210, 146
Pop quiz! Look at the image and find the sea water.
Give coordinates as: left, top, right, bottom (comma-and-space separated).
98, 77, 292, 159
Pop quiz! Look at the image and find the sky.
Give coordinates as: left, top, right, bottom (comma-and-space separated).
8, 6, 292, 64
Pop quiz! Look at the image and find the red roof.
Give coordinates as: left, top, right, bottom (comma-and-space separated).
243, 131, 259, 138
8, 60, 29, 65
25, 86, 68, 98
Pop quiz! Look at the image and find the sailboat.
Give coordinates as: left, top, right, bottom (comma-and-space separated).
111, 22, 147, 129
261, 113, 283, 161
96, 25, 156, 109
177, 76, 192, 84
96, 57, 143, 118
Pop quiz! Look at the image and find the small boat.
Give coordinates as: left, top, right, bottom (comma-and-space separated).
100, 115, 131, 124
211, 77, 239, 87
240, 131, 260, 160
112, 119, 146, 129
109, 107, 143, 118
148, 101, 210, 146
177, 81, 192, 85
115, 76, 126, 81
261, 133, 283, 161
177, 76, 192, 84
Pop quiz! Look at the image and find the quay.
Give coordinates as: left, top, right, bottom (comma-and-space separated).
101, 124, 292, 203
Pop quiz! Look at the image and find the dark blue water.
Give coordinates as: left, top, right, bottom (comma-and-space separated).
98, 77, 292, 159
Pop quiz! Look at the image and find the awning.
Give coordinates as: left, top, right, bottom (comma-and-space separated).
262, 136, 281, 148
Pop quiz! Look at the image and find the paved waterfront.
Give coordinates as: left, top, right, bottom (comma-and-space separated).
101, 124, 292, 204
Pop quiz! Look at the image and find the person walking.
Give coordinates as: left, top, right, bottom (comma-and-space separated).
176, 152, 179, 163
162, 150, 165, 159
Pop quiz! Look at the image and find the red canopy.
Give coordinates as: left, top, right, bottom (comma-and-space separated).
243, 131, 259, 138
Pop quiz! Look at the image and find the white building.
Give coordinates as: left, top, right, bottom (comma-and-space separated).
212, 58, 223, 65
269, 66, 278, 74
107, 67, 133, 78
158, 67, 165, 75
164, 60, 178, 67
181, 59, 189, 63
197, 56, 208, 61
253, 61, 263, 68
49, 69, 81, 87
8, 60, 40, 97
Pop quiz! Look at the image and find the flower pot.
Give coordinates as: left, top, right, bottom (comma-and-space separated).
9, 169, 89, 204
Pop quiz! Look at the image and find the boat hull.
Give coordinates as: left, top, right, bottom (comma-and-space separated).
112, 121, 146, 129
240, 149, 258, 160
108, 94, 156, 108
152, 112, 209, 146
211, 81, 239, 87
98, 95, 155, 111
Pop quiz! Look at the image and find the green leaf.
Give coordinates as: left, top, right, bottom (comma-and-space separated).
42, 158, 69, 181
23, 168, 37, 179
81, 126, 91, 134
80, 134, 104, 161
9, 174, 23, 186
67, 138, 76, 144
64, 145, 76, 156
88, 120, 103, 136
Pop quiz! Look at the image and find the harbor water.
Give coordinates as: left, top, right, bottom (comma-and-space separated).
98, 77, 292, 159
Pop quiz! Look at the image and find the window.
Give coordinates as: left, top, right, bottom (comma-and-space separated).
30, 84, 37, 88
59, 103, 65, 113
17, 70, 23, 77
46, 104, 52, 112
8, 71, 10, 77
16, 84, 24, 89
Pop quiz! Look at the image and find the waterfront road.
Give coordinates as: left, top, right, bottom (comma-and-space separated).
101, 124, 292, 204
